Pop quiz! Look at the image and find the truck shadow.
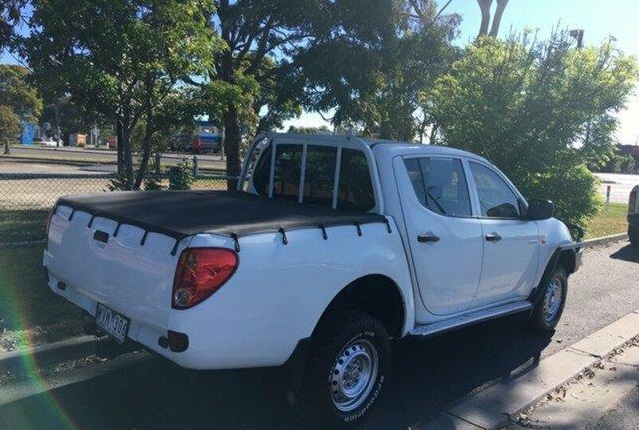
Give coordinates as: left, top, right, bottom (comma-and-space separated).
610, 244, 639, 263
0, 314, 553, 430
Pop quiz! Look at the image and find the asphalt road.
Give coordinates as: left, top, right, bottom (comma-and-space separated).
0, 241, 638, 430
594, 172, 639, 204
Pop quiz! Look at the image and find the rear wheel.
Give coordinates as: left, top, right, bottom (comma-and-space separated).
529, 265, 568, 332
297, 310, 390, 428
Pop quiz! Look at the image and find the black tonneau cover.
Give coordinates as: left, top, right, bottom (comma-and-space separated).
57, 190, 388, 247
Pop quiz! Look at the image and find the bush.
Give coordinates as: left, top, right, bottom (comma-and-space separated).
168, 158, 194, 190
518, 164, 602, 226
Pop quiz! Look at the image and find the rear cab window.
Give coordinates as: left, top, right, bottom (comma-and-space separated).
249, 140, 375, 212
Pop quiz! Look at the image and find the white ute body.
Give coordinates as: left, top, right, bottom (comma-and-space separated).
44, 133, 581, 370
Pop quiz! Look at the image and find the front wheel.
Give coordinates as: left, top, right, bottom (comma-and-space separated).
297, 310, 390, 428
529, 265, 568, 332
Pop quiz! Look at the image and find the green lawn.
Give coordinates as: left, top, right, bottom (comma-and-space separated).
0, 245, 83, 352
584, 202, 629, 239
0, 209, 49, 243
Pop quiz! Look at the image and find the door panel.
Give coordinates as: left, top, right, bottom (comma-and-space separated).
395, 157, 484, 316
473, 219, 539, 306
467, 161, 539, 306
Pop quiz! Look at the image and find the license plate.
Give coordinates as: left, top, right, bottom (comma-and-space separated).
95, 303, 129, 344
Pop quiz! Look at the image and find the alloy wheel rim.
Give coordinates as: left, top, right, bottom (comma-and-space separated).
329, 338, 379, 412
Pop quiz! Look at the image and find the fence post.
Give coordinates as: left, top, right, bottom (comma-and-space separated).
154, 153, 161, 174
192, 155, 199, 176
3, 140, 9, 155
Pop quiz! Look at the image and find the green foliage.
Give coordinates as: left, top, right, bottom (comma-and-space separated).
431, 31, 638, 225
287, 125, 331, 134
0, 64, 42, 121
107, 174, 134, 191
168, 159, 194, 190
24, 0, 222, 187
0, 0, 26, 48
601, 152, 637, 174
0, 104, 21, 142
143, 177, 165, 190
297, 0, 460, 141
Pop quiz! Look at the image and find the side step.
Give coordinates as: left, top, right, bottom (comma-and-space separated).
409, 301, 533, 338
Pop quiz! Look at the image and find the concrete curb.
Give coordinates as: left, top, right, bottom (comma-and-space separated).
582, 233, 628, 248
419, 310, 639, 430
0, 335, 104, 375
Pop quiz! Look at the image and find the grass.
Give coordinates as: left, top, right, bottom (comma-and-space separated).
0, 245, 84, 352
584, 202, 629, 239
0, 209, 49, 243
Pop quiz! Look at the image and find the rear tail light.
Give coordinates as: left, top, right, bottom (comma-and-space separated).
172, 248, 238, 309
629, 188, 637, 213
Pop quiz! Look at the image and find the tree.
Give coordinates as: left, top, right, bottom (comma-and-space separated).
207, 0, 316, 188
296, 0, 460, 141
24, 0, 220, 188
431, 32, 638, 225
0, 104, 21, 144
287, 125, 331, 134
0, 64, 42, 121
0, 0, 27, 48
477, 0, 509, 37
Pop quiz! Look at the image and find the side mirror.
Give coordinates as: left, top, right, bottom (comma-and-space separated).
525, 199, 555, 220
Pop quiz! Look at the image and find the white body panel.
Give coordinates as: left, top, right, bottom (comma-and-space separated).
45, 207, 413, 369
45, 133, 578, 371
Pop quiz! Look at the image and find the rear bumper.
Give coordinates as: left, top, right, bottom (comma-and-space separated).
44, 267, 302, 370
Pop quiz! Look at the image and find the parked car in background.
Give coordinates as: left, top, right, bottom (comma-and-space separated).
44, 133, 583, 427
629, 185, 639, 245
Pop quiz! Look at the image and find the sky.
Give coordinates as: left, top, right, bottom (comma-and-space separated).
285, 0, 639, 145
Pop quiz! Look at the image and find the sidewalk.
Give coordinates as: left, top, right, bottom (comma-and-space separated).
505, 337, 639, 430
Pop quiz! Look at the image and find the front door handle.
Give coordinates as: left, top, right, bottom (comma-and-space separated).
417, 232, 440, 243
485, 232, 502, 242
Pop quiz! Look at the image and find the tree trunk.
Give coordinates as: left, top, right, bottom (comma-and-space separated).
116, 120, 124, 176
120, 126, 134, 189
489, 0, 509, 37
134, 123, 154, 189
477, 0, 492, 36
224, 105, 241, 190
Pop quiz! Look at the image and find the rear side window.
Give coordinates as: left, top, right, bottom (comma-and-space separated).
404, 157, 472, 217
469, 162, 520, 218
337, 149, 375, 212
273, 144, 303, 200
303, 145, 337, 207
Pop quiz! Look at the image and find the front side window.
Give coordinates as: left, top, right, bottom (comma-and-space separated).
404, 157, 472, 217
469, 162, 520, 218
337, 149, 375, 212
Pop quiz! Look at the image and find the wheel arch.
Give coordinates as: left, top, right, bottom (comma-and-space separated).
312, 274, 407, 338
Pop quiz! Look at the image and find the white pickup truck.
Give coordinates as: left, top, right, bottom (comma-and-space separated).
44, 133, 582, 427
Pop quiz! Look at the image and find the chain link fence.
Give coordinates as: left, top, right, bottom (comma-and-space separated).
0, 170, 230, 245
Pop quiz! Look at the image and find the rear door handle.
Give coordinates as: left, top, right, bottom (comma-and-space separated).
485, 232, 502, 242
417, 232, 440, 243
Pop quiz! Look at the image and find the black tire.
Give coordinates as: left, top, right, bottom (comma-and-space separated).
629, 225, 639, 246
297, 310, 390, 428
529, 265, 568, 332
